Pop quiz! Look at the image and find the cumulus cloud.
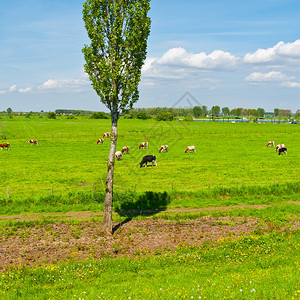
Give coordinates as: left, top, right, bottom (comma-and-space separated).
9, 85, 17, 92
245, 71, 295, 82
142, 47, 239, 79
243, 39, 300, 64
245, 71, 300, 89
0, 84, 18, 94
18, 87, 31, 93
159, 47, 239, 69
281, 81, 300, 88
38, 78, 89, 92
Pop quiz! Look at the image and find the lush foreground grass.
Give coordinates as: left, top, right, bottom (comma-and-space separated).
1, 231, 299, 299
0, 182, 299, 215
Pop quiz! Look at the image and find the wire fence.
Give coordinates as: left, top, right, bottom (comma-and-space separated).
1, 178, 299, 200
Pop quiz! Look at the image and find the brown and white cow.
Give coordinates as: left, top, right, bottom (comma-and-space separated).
121, 146, 129, 154
275, 144, 285, 152
28, 139, 38, 145
185, 145, 196, 153
159, 145, 168, 153
115, 151, 122, 161
0, 143, 10, 151
266, 141, 275, 147
138, 142, 149, 149
103, 132, 110, 138
97, 138, 104, 144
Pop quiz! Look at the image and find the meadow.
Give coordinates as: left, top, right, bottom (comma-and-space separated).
0, 116, 299, 198
0, 115, 299, 299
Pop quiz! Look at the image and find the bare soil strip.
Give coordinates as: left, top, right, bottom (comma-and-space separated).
0, 202, 299, 270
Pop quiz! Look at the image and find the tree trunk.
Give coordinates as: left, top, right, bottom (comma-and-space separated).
103, 113, 118, 234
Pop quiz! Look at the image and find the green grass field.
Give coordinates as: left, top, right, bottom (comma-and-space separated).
0, 116, 299, 198
0, 116, 299, 299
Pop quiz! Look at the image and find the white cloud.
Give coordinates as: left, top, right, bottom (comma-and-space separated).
18, 87, 31, 93
9, 85, 17, 92
245, 71, 295, 82
142, 47, 239, 79
281, 81, 300, 88
158, 47, 239, 70
244, 39, 300, 64
38, 78, 89, 92
0, 84, 18, 94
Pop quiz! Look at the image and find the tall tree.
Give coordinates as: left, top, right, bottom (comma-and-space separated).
193, 106, 203, 118
236, 108, 242, 117
202, 105, 208, 116
211, 105, 220, 116
82, 0, 151, 233
257, 108, 265, 118
222, 107, 230, 116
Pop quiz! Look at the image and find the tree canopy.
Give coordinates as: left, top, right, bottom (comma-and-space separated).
82, 0, 151, 117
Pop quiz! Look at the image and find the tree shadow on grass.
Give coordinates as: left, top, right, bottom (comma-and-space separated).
113, 191, 170, 233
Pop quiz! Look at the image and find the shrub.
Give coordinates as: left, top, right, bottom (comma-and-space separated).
123, 112, 135, 119
47, 112, 56, 119
156, 112, 174, 121
136, 111, 151, 120
89, 112, 108, 119
184, 114, 194, 122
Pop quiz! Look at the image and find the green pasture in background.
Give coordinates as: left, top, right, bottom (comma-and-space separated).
0, 116, 299, 198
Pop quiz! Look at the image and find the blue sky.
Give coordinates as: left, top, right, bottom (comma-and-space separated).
1, 0, 300, 112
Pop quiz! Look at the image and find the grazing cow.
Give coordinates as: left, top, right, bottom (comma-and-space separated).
0, 143, 10, 151
185, 146, 196, 153
138, 142, 149, 149
278, 147, 287, 155
266, 141, 275, 147
140, 155, 157, 168
103, 132, 110, 138
275, 144, 285, 152
121, 146, 129, 154
28, 139, 38, 145
97, 138, 104, 144
115, 151, 123, 161
159, 145, 168, 153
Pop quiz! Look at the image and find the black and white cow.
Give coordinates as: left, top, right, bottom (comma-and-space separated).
140, 155, 157, 168
278, 147, 287, 155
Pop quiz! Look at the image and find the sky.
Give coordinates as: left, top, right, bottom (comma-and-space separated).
1, 0, 300, 113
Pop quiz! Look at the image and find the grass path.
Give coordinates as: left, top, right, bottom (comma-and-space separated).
0, 201, 299, 222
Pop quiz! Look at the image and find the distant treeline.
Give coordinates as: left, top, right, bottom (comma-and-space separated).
1, 106, 298, 120
55, 109, 94, 115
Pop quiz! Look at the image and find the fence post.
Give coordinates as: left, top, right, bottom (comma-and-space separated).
7, 186, 9, 198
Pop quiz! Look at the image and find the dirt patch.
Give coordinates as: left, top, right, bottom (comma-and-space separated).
0, 216, 279, 270
1, 202, 299, 270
